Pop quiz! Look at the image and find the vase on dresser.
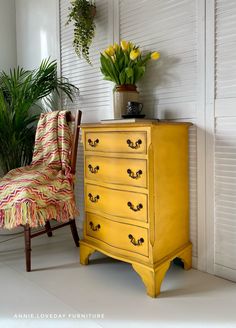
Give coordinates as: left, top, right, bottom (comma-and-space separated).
113, 84, 139, 119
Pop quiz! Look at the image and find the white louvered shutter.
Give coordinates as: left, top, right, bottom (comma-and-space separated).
119, 0, 198, 260
59, 0, 112, 227
214, 0, 236, 281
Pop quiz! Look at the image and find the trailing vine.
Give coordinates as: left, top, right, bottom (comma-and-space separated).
66, 0, 96, 65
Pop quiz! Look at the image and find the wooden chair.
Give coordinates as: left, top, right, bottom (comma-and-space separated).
24, 110, 82, 271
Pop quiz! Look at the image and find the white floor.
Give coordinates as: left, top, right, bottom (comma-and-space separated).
0, 229, 236, 328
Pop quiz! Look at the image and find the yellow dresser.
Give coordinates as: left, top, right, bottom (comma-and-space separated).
80, 121, 192, 297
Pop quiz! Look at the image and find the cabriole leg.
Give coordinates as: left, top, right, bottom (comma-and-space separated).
80, 243, 96, 265
132, 261, 171, 298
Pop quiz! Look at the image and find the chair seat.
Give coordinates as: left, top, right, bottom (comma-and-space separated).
0, 164, 78, 229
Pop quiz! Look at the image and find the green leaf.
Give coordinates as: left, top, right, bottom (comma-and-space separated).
103, 76, 114, 82
119, 70, 126, 85
125, 67, 133, 79
133, 66, 145, 84
0, 58, 78, 173
100, 54, 119, 84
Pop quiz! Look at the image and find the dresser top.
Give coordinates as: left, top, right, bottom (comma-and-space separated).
81, 120, 192, 128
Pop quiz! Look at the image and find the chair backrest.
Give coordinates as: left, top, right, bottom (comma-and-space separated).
66, 110, 82, 175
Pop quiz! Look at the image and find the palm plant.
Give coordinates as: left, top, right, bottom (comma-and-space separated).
0, 58, 78, 174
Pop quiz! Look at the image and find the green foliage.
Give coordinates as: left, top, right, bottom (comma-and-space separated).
0, 58, 78, 174
100, 41, 160, 86
66, 0, 96, 65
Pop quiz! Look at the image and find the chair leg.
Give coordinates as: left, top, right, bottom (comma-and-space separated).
70, 219, 80, 247
24, 224, 31, 272
45, 220, 53, 237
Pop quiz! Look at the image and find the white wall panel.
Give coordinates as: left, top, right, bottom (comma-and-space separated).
215, 117, 236, 277
214, 0, 236, 280
215, 0, 236, 99
15, 0, 58, 69
0, 0, 17, 71
120, 0, 197, 118
60, 0, 112, 121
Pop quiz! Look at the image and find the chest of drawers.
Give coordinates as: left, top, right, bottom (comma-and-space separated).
80, 121, 192, 297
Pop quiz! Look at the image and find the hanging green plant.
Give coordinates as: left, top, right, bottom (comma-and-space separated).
66, 0, 96, 65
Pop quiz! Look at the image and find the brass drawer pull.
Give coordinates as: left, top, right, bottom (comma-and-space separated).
88, 193, 100, 203
127, 202, 143, 212
88, 138, 99, 147
128, 234, 144, 246
89, 221, 101, 231
127, 169, 142, 179
127, 139, 142, 149
88, 164, 99, 174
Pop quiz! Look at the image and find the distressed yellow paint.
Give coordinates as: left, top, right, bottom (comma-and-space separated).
85, 131, 147, 154
85, 183, 148, 222
80, 121, 192, 297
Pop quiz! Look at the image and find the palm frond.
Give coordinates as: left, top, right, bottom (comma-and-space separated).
0, 58, 79, 174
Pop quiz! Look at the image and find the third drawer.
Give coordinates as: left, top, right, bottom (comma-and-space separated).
85, 184, 148, 222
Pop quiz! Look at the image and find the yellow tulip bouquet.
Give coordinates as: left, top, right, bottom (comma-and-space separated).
100, 40, 160, 86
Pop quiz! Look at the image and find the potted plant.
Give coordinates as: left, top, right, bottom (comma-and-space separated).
100, 40, 160, 118
0, 58, 78, 174
66, 0, 96, 65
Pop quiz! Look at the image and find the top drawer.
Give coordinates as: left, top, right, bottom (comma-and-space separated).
84, 131, 147, 154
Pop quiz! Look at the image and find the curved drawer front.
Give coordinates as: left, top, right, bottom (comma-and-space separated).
86, 213, 148, 257
85, 156, 147, 188
85, 131, 147, 154
85, 184, 148, 222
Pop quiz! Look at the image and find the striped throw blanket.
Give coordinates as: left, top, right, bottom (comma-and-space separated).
0, 110, 78, 229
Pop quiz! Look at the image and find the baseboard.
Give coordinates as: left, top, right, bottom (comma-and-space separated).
214, 264, 236, 282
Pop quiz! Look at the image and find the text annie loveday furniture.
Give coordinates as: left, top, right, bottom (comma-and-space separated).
80, 121, 192, 297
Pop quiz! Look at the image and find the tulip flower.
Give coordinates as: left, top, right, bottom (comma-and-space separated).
100, 40, 161, 86
105, 46, 115, 56
128, 42, 134, 50
130, 49, 140, 60
113, 43, 119, 51
151, 51, 160, 60
120, 40, 128, 51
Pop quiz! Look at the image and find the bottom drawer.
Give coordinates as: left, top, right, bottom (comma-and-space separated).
85, 213, 149, 257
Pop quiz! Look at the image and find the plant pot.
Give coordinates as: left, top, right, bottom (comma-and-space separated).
113, 84, 139, 119
77, 4, 96, 19
90, 5, 96, 18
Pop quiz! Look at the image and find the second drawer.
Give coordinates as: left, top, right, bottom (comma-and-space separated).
85, 184, 148, 222
85, 156, 147, 188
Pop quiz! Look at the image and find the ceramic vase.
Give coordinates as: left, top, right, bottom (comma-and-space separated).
113, 84, 139, 119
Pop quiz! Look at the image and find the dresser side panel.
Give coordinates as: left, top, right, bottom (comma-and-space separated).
152, 124, 190, 262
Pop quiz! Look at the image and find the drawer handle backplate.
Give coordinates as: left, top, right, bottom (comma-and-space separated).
89, 221, 101, 231
127, 169, 142, 179
88, 164, 99, 174
88, 138, 99, 147
128, 234, 144, 246
88, 193, 100, 203
127, 139, 142, 149
127, 202, 143, 212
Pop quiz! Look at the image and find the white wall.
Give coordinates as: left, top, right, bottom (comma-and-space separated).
0, 0, 17, 71
207, 0, 236, 281
15, 0, 58, 69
